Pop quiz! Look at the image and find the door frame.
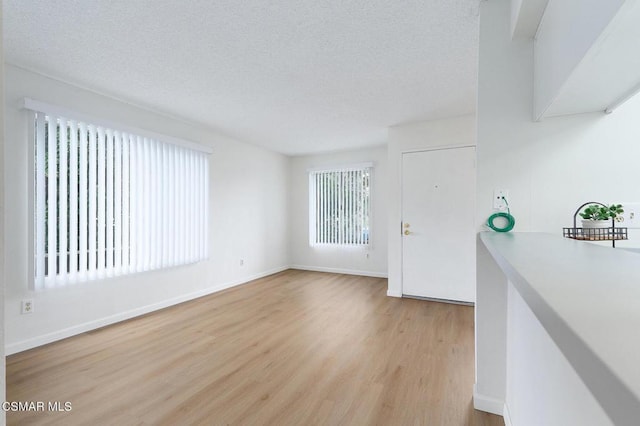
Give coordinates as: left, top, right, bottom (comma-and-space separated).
399, 144, 476, 297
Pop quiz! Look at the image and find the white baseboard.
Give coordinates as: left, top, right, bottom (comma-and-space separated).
290, 265, 388, 278
386, 289, 402, 297
6, 266, 289, 355
503, 404, 513, 426
473, 384, 505, 416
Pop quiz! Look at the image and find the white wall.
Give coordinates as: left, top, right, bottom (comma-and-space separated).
533, 0, 624, 119
0, 3, 6, 422
476, 0, 640, 414
510, 0, 549, 39
504, 281, 611, 426
474, 238, 507, 414
387, 116, 476, 297
289, 147, 387, 277
4, 65, 290, 353
478, 0, 640, 246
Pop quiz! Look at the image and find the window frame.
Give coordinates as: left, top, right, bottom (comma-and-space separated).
25, 98, 212, 290
308, 163, 373, 247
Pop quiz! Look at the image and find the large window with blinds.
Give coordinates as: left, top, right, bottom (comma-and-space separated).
28, 100, 210, 290
309, 165, 371, 246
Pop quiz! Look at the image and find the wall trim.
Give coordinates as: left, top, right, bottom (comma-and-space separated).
386, 289, 402, 297
400, 143, 476, 155
503, 403, 513, 426
6, 266, 289, 355
289, 265, 388, 278
473, 384, 505, 416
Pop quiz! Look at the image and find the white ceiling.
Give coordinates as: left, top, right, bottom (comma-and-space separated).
4, 0, 479, 156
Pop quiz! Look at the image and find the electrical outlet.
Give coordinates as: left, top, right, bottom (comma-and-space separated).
619, 203, 640, 228
493, 189, 509, 211
240, 259, 244, 266
21, 299, 34, 314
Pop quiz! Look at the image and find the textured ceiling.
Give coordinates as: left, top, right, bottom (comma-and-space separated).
4, 0, 479, 155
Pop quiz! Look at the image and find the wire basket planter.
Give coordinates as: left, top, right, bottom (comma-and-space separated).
563, 201, 628, 247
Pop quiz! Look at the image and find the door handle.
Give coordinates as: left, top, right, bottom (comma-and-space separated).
404, 230, 411, 236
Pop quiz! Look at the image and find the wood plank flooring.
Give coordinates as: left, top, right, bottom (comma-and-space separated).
6, 270, 503, 425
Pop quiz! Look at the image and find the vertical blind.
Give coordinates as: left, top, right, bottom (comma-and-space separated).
309, 166, 371, 246
32, 110, 209, 289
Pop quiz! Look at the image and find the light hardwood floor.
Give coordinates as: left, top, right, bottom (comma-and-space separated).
7, 270, 503, 425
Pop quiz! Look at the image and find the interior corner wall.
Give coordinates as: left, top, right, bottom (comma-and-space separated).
4, 65, 290, 354
478, 0, 640, 247
386, 116, 477, 297
289, 146, 388, 277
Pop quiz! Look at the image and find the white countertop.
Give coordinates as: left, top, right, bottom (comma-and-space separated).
480, 232, 640, 423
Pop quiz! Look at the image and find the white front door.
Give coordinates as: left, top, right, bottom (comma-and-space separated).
401, 147, 476, 303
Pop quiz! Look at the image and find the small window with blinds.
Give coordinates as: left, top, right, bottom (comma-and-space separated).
30, 103, 210, 290
309, 165, 372, 246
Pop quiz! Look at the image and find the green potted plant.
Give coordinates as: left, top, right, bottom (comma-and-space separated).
580, 204, 624, 235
